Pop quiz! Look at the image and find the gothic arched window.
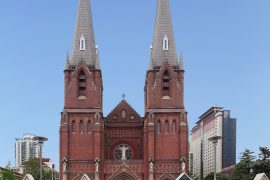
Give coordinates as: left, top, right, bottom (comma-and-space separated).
72, 120, 76, 133
78, 70, 86, 97
163, 35, 169, 51
165, 120, 169, 133
79, 120, 84, 134
173, 120, 176, 134
156, 120, 161, 134
80, 34, 86, 51
87, 121, 92, 133
162, 70, 170, 97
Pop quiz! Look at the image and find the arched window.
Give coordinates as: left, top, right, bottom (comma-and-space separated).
156, 120, 161, 134
78, 70, 86, 97
72, 120, 76, 133
87, 121, 92, 133
163, 35, 169, 50
173, 120, 176, 134
80, 34, 86, 51
79, 120, 84, 134
165, 120, 169, 133
162, 70, 170, 97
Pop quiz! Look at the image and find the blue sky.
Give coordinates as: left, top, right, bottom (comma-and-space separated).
0, 0, 270, 169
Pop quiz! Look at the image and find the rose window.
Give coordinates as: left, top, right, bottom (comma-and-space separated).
113, 144, 133, 160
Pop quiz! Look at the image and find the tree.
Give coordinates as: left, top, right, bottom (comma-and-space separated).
0, 161, 16, 180
253, 146, 270, 178
230, 149, 256, 180
259, 146, 270, 161
204, 172, 228, 180
1, 170, 16, 180
23, 158, 52, 180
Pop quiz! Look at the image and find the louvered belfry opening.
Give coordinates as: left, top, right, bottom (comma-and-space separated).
162, 70, 170, 97
78, 70, 86, 97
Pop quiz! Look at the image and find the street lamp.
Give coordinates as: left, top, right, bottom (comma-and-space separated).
33, 136, 48, 180
208, 135, 222, 180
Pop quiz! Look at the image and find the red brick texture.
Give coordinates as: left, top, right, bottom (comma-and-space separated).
60, 62, 189, 180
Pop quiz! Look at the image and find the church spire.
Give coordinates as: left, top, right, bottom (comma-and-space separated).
150, 0, 179, 69
70, 0, 97, 68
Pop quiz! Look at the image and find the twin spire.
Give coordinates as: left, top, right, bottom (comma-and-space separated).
150, 0, 182, 70
66, 0, 183, 71
68, 0, 99, 69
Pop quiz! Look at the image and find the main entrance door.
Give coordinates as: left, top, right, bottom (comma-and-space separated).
112, 173, 134, 180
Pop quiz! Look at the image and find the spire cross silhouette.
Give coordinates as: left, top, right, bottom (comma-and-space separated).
122, 94, 126, 100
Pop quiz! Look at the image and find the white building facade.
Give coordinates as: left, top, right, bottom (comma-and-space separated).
15, 133, 39, 167
190, 106, 236, 179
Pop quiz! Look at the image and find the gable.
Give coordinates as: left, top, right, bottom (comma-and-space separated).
176, 172, 192, 180
106, 100, 142, 127
81, 174, 91, 180
254, 173, 269, 180
23, 174, 35, 180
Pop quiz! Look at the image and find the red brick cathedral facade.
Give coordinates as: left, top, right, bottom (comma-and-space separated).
60, 0, 189, 179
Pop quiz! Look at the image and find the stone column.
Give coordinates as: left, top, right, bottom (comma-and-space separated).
63, 174, 67, 180
63, 161, 67, 180
94, 158, 100, 180
149, 157, 154, 180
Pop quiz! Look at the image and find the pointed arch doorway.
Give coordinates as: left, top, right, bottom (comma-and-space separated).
112, 173, 135, 180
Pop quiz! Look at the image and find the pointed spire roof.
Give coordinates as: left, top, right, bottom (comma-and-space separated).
70, 0, 97, 68
150, 0, 179, 69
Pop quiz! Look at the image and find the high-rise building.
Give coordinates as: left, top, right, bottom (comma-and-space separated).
15, 133, 39, 167
190, 106, 237, 179
59, 0, 189, 179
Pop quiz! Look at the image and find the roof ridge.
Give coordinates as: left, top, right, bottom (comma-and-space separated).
107, 100, 141, 117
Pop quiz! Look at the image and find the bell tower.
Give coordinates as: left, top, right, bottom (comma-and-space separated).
144, 0, 189, 178
60, 0, 103, 179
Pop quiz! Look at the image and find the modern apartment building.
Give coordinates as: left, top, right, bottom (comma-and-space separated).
15, 133, 39, 167
190, 106, 236, 179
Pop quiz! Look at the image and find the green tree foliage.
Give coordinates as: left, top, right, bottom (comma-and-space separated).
230, 149, 256, 180
253, 146, 270, 178
229, 147, 270, 180
1, 170, 16, 180
0, 161, 16, 180
23, 158, 52, 180
204, 172, 228, 180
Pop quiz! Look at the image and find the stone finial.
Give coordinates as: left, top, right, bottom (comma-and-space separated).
64, 51, 70, 70
179, 50, 184, 71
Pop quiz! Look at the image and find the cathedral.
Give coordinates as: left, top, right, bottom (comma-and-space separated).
59, 0, 189, 179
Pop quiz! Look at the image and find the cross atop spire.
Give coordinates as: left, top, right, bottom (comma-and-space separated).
70, 0, 98, 68
122, 94, 126, 101
150, 0, 179, 69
